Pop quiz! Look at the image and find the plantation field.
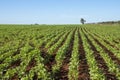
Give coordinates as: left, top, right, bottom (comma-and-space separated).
0, 24, 120, 80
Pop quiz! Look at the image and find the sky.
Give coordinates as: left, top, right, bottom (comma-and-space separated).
0, 0, 120, 24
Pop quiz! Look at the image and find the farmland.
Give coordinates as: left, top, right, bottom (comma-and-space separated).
0, 24, 120, 80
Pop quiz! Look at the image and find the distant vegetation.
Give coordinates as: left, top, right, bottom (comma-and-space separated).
97, 20, 120, 24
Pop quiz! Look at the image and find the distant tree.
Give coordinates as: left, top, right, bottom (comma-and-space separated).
35, 23, 39, 25
80, 18, 86, 24
118, 21, 120, 24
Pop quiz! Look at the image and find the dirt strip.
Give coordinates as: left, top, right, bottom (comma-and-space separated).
78, 29, 90, 80
40, 31, 71, 73
54, 28, 76, 80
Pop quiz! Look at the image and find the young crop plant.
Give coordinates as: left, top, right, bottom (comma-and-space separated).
68, 30, 79, 80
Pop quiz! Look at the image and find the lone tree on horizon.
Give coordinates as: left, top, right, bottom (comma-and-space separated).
80, 18, 86, 24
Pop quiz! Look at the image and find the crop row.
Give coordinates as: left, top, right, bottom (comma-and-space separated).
0, 25, 120, 80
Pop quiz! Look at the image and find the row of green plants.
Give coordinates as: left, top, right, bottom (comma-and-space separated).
1, 43, 34, 79
84, 29, 120, 80
85, 28, 120, 60
52, 29, 75, 75
84, 25, 120, 49
80, 29, 106, 80
47, 31, 71, 55
68, 29, 79, 80
45, 30, 66, 48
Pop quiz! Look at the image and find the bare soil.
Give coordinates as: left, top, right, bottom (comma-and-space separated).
78, 29, 90, 80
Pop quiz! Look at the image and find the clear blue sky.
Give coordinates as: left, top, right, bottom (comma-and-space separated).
0, 0, 120, 24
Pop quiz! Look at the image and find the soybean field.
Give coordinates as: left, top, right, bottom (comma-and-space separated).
0, 24, 120, 80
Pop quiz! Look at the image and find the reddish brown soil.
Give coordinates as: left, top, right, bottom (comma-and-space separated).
11, 73, 19, 80
40, 44, 53, 72
78, 29, 90, 80
82, 28, 117, 80
53, 29, 76, 80
8, 59, 21, 69
40, 31, 70, 72
40, 47, 56, 72
89, 33, 120, 66
26, 59, 36, 73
